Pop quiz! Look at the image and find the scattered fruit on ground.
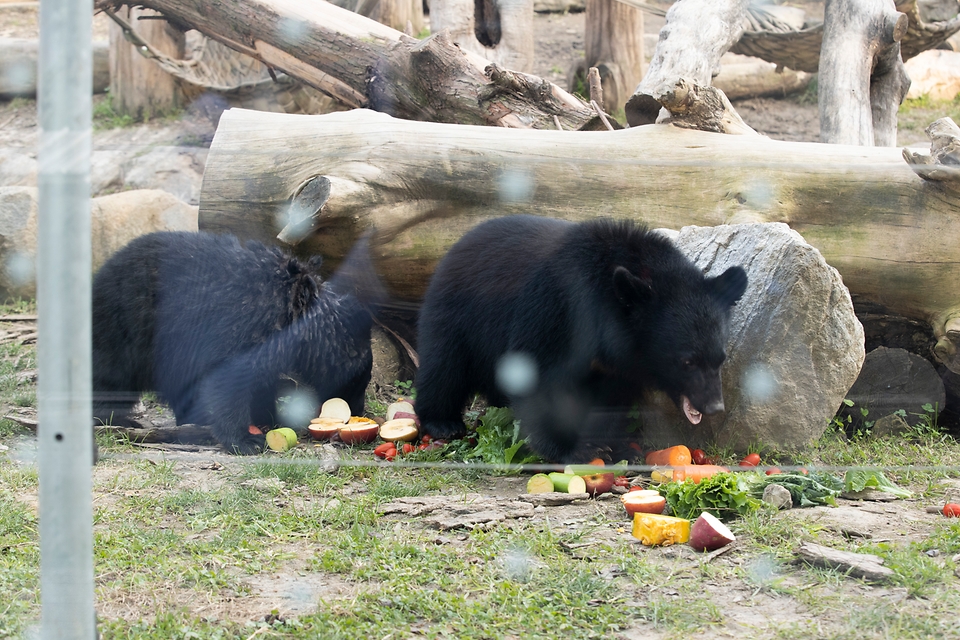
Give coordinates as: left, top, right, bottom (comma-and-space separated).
621, 490, 666, 516
307, 418, 343, 440
374, 442, 396, 459
338, 419, 380, 444
739, 453, 761, 468
614, 475, 630, 487
386, 400, 417, 422
547, 472, 587, 494
943, 503, 960, 517
265, 427, 298, 452
651, 464, 729, 484
526, 473, 555, 494
689, 511, 736, 551
317, 397, 351, 422
691, 448, 708, 465
581, 471, 616, 495
379, 418, 419, 442
645, 445, 692, 466
631, 512, 691, 546
765, 467, 782, 475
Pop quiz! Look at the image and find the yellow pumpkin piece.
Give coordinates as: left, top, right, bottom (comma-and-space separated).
631, 512, 691, 546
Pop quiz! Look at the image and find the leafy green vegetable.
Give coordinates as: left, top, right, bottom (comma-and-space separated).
843, 469, 912, 498
747, 472, 843, 507
660, 472, 763, 521
445, 407, 542, 472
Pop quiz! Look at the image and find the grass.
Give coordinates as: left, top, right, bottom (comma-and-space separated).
898, 94, 960, 144
2, 300, 960, 638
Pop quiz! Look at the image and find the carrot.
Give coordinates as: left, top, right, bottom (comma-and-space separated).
658, 464, 730, 484
645, 445, 692, 467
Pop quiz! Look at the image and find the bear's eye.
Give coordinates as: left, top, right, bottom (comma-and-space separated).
681, 358, 695, 369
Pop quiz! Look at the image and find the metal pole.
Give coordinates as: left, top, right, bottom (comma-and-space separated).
37, 0, 96, 636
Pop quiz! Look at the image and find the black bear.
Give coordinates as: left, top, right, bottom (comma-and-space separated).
92, 231, 375, 454
414, 215, 748, 463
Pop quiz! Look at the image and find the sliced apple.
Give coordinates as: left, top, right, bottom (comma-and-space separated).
318, 397, 351, 423
582, 471, 616, 496
338, 419, 380, 444
307, 417, 343, 440
379, 418, 419, 442
386, 400, 416, 422
265, 427, 298, 452
621, 490, 667, 517
688, 512, 736, 551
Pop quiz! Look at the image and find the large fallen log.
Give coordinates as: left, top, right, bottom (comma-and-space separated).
198, 108, 960, 374
93, 0, 602, 130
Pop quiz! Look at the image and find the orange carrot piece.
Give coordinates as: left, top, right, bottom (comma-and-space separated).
645, 445, 692, 467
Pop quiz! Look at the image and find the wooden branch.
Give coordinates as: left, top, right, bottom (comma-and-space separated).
625, 0, 748, 126
198, 108, 960, 374
819, 0, 910, 146
94, 0, 597, 129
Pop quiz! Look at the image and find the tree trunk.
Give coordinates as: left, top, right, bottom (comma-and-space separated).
819, 0, 910, 146
570, 0, 644, 113
428, 0, 535, 72
94, 0, 596, 129
0, 38, 110, 97
197, 107, 960, 373
371, 0, 424, 34
108, 6, 186, 118
624, 0, 748, 127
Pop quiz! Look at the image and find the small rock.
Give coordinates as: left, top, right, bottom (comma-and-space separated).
871, 413, 911, 437
762, 484, 793, 510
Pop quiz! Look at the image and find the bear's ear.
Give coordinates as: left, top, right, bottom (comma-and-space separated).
613, 266, 653, 307
708, 266, 748, 307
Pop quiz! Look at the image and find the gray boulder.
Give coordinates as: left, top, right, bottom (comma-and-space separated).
641, 222, 865, 452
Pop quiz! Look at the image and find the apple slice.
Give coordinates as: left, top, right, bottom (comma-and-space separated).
265, 427, 298, 452
338, 419, 380, 444
307, 418, 343, 440
582, 471, 616, 496
379, 418, 419, 442
688, 512, 736, 551
386, 400, 416, 422
621, 490, 666, 517
318, 397, 351, 423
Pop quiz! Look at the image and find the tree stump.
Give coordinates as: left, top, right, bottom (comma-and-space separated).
108, 6, 186, 118
428, 0, 535, 72
567, 0, 644, 113
819, 0, 910, 146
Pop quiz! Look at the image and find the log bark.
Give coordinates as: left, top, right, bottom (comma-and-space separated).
624, 0, 748, 127
94, 0, 597, 129
795, 542, 895, 582
198, 107, 960, 373
0, 38, 110, 97
819, 0, 910, 146
429, 0, 535, 73
108, 6, 186, 118
569, 0, 644, 112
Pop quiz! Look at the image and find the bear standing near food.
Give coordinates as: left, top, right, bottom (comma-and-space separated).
414, 215, 748, 463
92, 231, 376, 454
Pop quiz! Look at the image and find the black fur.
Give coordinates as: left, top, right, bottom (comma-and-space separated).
92, 231, 374, 454
414, 215, 747, 463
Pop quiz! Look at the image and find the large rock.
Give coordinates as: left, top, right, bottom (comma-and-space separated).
0, 187, 197, 300
904, 49, 960, 101
840, 346, 945, 429
641, 222, 865, 452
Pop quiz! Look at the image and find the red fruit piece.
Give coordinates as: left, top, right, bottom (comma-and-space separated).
765, 467, 781, 475
613, 476, 630, 488
248, 425, 264, 435
943, 503, 960, 517
691, 449, 708, 465
374, 442, 396, 459
402, 443, 416, 455
739, 453, 761, 468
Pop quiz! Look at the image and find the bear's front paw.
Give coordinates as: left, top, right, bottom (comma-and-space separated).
421, 419, 467, 441
223, 433, 267, 455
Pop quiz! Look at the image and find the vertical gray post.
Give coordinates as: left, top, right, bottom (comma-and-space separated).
37, 0, 95, 636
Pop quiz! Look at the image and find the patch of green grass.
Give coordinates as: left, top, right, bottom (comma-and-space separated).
898, 94, 960, 144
